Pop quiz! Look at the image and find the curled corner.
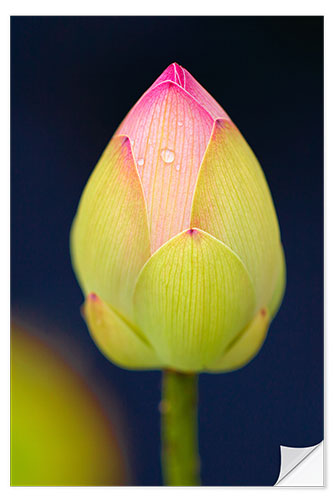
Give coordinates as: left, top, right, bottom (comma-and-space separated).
275, 441, 323, 486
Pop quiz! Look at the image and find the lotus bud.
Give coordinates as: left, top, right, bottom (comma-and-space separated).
70, 63, 285, 373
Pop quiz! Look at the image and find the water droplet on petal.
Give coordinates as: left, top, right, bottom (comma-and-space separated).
175, 164, 180, 171
178, 121, 183, 127
130, 139, 135, 147
137, 158, 144, 166
161, 149, 175, 164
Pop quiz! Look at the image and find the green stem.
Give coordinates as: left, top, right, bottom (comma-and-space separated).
160, 370, 200, 486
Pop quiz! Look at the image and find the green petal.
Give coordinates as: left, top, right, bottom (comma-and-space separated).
207, 307, 270, 372
191, 120, 282, 311
133, 229, 256, 372
84, 293, 161, 370
267, 244, 286, 319
70, 135, 150, 321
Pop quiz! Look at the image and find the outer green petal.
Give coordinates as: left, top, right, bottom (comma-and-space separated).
70, 135, 151, 321
191, 120, 282, 311
267, 244, 286, 319
84, 293, 161, 370
207, 307, 270, 372
133, 229, 256, 372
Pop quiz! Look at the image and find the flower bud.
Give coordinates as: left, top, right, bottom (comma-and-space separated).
71, 63, 285, 373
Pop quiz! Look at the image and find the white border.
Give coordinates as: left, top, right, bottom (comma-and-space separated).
0, 0, 330, 15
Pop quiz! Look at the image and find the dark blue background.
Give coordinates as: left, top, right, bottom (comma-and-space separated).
11, 16, 323, 486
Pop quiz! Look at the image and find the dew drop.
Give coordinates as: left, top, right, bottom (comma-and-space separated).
161, 149, 175, 164
175, 164, 180, 171
130, 139, 135, 147
177, 121, 183, 127
137, 158, 144, 166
